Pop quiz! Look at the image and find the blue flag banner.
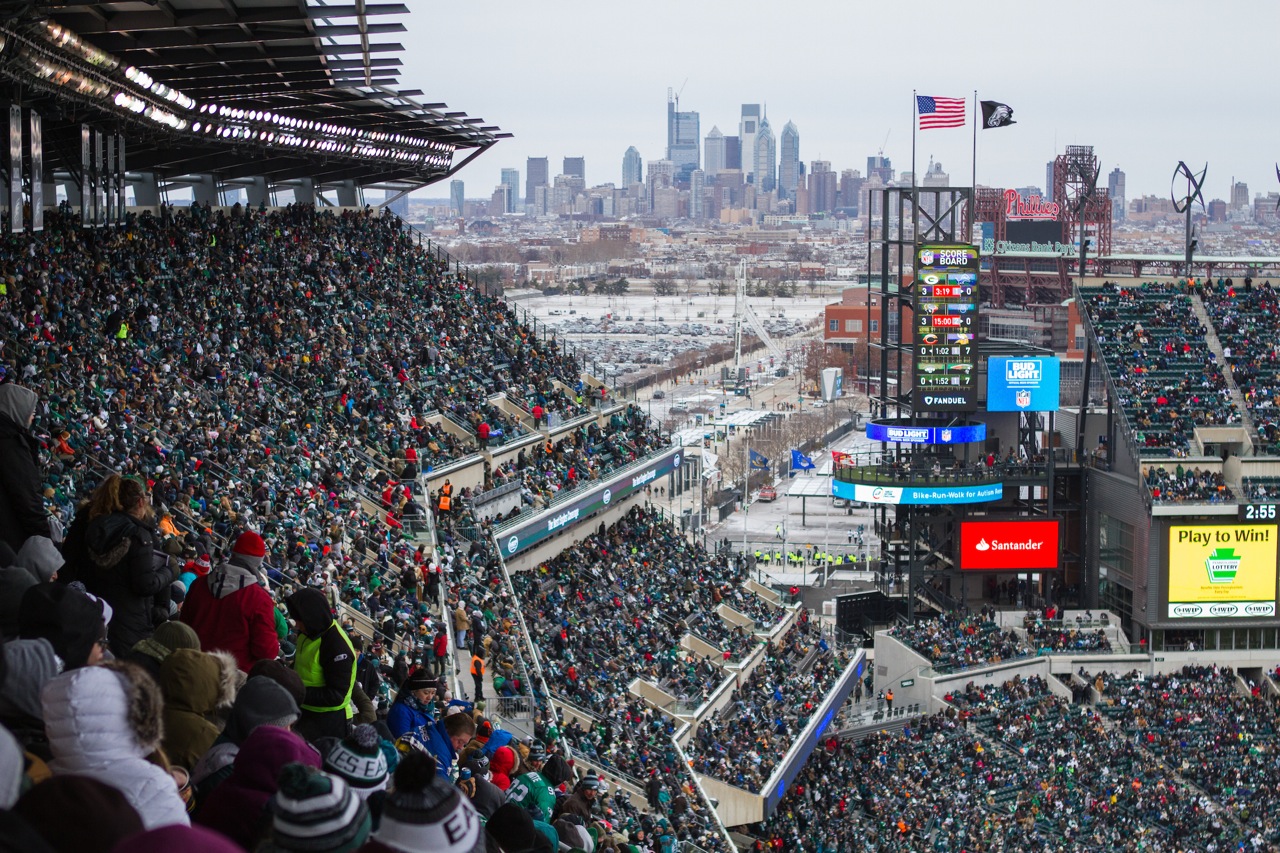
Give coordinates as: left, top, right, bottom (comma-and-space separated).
791, 450, 815, 470
749, 449, 770, 470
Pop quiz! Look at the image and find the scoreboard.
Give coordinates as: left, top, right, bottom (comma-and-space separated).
913, 244, 980, 411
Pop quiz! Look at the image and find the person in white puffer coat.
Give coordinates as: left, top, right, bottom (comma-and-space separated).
41, 660, 190, 829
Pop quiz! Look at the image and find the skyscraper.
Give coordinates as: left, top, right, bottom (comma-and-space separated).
739, 104, 761, 181
622, 147, 642, 187
667, 93, 700, 179
450, 180, 464, 216
778, 121, 800, 201
1231, 179, 1249, 210
690, 169, 705, 221
753, 116, 776, 193
1108, 167, 1126, 221
704, 127, 725, 177
1046, 161, 1056, 203
809, 161, 836, 213
525, 157, 549, 206
867, 155, 893, 184
500, 168, 520, 213
724, 136, 742, 171
563, 157, 585, 181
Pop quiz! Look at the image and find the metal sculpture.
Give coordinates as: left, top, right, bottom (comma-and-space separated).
1171, 161, 1207, 278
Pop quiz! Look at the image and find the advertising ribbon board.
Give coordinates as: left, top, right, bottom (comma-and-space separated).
499, 447, 682, 557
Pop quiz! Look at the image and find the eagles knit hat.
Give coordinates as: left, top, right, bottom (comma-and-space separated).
373, 752, 482, 853
264, 764, 370, 853
324, 724, 388, 796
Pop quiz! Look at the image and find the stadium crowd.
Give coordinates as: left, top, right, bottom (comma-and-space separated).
887, 611, 1032, 672
1143, 465, 1231, 503
688, 611, 849, 793
0, 203, 745, 853
1083, 281, 1240, 456
751, 673, 1264, 852
1200, 278, 1280, 455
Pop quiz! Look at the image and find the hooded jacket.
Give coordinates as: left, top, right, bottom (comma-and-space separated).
181, 556, 280, 673
84, 511, 172, 655
42, 666, 190, 829
159, 649, 225, 771
286, 587, 355, 716
0, 638, 60, 756
490, 745, 516, 791
194, 725, 320, 849
0, 384, 49, 553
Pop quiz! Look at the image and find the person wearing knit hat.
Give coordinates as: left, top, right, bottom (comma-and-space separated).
485, 803, 555, 853
249, 658, 307, 708
387, 670, 436, 739
182, 529, 279, 672
15, 775, 145, 853
111, 824, 243, 853
357, 752, 484, 853
192, 675, 301, 800
126, 620, 202, 682
19, 581, 106, 669
261, 764, 371, 853
325, 724, 389, 803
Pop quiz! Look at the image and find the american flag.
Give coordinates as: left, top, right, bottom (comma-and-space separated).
917, 95, 966, 129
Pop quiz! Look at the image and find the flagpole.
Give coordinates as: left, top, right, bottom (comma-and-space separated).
971, 89, 978, 190
743, 435, 751, 580
910, 89, 917, 194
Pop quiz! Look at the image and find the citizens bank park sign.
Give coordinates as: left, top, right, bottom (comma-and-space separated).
498, 446, 682, 557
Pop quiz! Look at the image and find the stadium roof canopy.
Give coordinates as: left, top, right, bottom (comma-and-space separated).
0, 0, 506, 187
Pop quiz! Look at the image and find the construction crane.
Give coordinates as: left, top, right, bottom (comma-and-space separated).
878, 130, 890, 158
733, 259, 787, 375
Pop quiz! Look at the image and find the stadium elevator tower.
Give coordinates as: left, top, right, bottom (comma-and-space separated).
852, 186, 1078, 622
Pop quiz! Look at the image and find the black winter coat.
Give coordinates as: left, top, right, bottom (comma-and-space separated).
83, 512, 173, 655
0, 413, 49, 553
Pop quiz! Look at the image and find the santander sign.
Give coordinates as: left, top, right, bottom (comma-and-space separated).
960, 520, 1060, 570
1004, 188, 1060, 220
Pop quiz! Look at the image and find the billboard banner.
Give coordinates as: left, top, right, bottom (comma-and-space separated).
960, 520, 1060, 570
912, 244, 979, 411
1166, 525, 1278, 619
833, 480, 1001, 505
9, 105, 20, 234
865, 421, 985, 444
987, 356, 1061, 412
29, 112, 41, 232
820, 367, 843, 402
499, 446, 682, 557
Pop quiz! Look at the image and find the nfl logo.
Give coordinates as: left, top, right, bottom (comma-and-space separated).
940, 429, 952, 442
1015, 390, 1032, 408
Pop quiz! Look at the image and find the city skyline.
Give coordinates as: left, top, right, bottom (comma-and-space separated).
403, 0, 1275, 205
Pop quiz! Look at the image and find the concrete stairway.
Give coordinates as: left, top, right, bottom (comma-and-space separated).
1191, 293, 1260, 450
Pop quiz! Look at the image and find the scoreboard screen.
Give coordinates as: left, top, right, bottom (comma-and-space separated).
913, 244, 980, 411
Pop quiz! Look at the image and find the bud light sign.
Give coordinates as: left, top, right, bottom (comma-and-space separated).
986, 356, 1060, 412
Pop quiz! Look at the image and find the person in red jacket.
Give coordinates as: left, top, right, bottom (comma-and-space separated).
182, 530, 280, 672
477, 421, 490, 449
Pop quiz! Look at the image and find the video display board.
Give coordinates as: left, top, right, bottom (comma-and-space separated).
960, 519, 1060, 570
1166, 525, 1279, 619
987, 356, 1061, 412
913, 244, 979, 411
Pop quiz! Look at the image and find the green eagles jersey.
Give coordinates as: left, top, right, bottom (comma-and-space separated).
505, 770, 555, 821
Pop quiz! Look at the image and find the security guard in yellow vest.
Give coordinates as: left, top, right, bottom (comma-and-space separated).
286, 587, 356, 741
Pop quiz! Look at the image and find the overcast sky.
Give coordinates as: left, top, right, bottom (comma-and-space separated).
399, 0, 1268, 203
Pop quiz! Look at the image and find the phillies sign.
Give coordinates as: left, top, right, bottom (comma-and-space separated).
960, 520, 1060, 570
1004, 189, 1060, 220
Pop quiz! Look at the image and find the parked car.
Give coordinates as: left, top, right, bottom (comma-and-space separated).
757, 486, 778, 502
652, 389, 666, 399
